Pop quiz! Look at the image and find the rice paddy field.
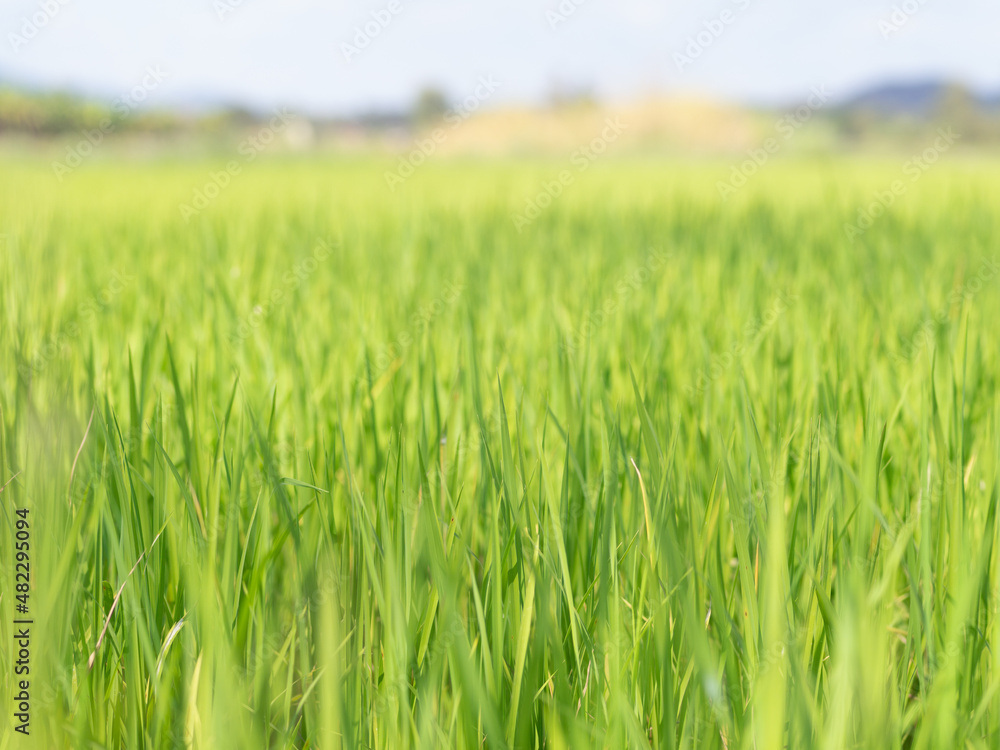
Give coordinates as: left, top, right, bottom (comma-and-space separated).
2, 155, 1000, 749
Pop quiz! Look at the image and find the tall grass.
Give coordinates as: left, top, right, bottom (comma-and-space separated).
1, 156, 999, 748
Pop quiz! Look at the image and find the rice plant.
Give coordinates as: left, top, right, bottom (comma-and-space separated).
1, 156, 999, 749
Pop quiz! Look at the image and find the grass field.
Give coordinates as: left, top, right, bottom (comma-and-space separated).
1, 156, 999, 749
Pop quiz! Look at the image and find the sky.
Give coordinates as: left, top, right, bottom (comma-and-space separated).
0, 0, 997, 115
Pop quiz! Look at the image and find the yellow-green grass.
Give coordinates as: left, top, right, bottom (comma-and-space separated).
1, 155, 999, 749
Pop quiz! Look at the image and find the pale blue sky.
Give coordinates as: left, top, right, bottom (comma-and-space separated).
1, 0, 996, 114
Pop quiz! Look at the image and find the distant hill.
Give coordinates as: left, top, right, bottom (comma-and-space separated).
2, 78, 1000, 151
826, 80, 1000, 147
842, 81, 1000, 116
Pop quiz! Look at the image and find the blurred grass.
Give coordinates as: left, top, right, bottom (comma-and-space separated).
1, 155, 999, 748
